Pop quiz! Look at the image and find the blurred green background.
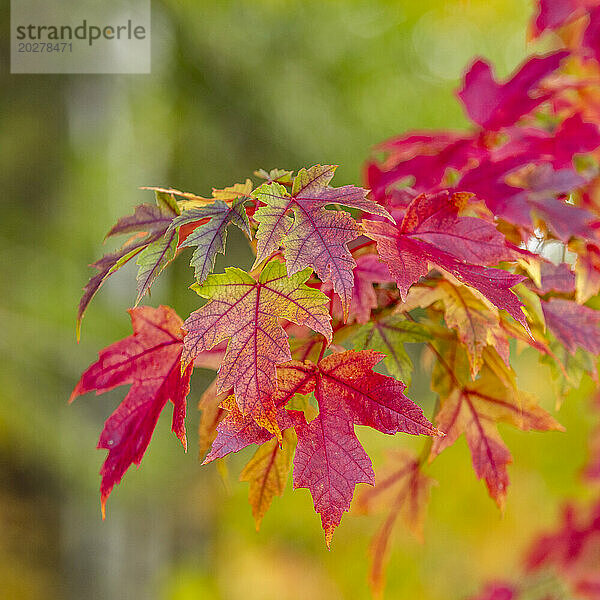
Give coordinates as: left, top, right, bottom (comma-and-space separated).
2, 0, 596, 598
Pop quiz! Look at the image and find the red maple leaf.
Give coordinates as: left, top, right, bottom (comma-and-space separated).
455, 156, 593, 236
181, 260, 332, 436
281, 351, 440, 544
429, 338, 563, 506
542, 298, 600, 355
493, 115, 600, 169
76, 192, 180, 337
203, 350, 439, 544
530, 0, 600, 62
366, 132, 484, 201
70, 305, 193, 516
458, 52, 568, 130
526, 502, 600, 598
362, 191, 527, 328
531, 0, 595, 36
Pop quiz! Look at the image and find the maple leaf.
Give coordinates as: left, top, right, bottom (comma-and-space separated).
356, 450, 435, 596
104, 195, 178, 238
455, 157, 594, 239
458, 52, 568, 130
519, 167, 595, 242
387, 190, 513, 264
182, 260, 332, 436
494, 114, 600, 170
403, 281, 510, 378
429, 338, 563, 507
526, 502, 600, 598
541, 298, 600, 355
252, 164, 393, 319
76, 191, 179, 338
362, 191, 528, 329
70, 305, 193, 515
277, 350, 440, 545
202, 350, 439, 544
353, 314, 431, 385
240, 428, 297, 530
445, 110, 600, 236
530, 0, 600, 63
366, 132, 484, 201
530, 0, 595, 36
168, 197, 251, 284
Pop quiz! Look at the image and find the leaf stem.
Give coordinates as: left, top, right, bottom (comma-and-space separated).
317, 337, 328, 363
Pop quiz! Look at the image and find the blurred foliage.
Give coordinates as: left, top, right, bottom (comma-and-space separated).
1, 0, 595, 598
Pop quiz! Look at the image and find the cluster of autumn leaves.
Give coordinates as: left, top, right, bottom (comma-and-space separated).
73, 165, 444, 542
72, 0, 600, 595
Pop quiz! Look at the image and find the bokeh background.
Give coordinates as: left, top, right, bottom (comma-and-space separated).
1, 0, 597, 598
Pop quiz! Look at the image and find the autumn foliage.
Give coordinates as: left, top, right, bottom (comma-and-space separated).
73, 0, 600, 596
